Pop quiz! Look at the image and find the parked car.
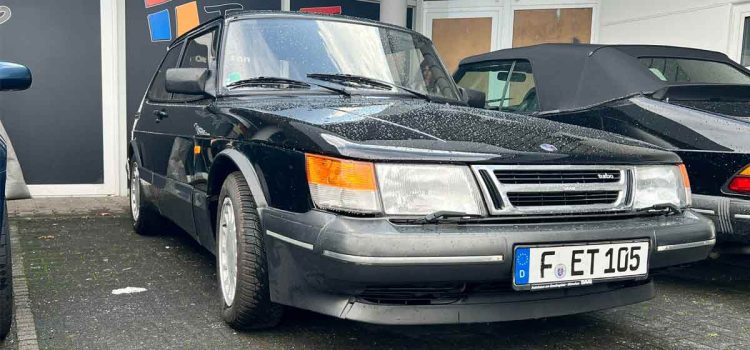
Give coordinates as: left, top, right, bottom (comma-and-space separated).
129, 12, 714, 329
456, 44, 750, 246
0, 61, 32, 339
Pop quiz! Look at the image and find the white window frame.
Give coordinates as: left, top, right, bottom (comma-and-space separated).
419, 0, 504, 51
29, 0, 128, 197
416, 0, 600, 50
505, 1, 600, 48
728, 2, 750, 66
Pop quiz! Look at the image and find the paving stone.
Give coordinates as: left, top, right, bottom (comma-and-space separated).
2, 208, 749, 349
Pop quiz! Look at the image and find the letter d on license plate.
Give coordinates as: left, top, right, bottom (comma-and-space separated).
513, 240, 649, 291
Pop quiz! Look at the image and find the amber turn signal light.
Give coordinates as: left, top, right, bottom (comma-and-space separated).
305, 154, 380, 214
305, 154, 376, 191
678, 164, 690, 189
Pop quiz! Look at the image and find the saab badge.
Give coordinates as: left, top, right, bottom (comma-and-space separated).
540, 143, 558, 152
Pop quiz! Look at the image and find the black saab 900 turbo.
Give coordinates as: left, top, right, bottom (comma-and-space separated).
456, 44, 750, 246
129, 12, 714, 329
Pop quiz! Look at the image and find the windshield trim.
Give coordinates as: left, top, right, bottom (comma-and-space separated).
216, 16, 462, 102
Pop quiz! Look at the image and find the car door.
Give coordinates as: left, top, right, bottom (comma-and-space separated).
157, 27, 220, 241
134, 41, 185, 212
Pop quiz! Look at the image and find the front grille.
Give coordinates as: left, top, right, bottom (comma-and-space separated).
507, 191, 620, 207
473, 165, 633, 215
494, 170, 620, 184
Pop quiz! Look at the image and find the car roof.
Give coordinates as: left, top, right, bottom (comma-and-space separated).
169, 10, 427, 48
457, 44, 749, 112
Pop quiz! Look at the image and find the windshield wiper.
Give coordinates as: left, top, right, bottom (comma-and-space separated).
227, 76, 350, 97
307, 73, 430, 102
636, 203, 683, 215
417, 211, 483, 224
227, 77, 310, 89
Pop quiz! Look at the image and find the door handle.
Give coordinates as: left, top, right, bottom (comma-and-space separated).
153, 109, 168, 123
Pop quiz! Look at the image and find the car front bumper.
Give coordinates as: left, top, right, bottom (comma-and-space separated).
693, 194, 750, 243
261, 208, 714, 325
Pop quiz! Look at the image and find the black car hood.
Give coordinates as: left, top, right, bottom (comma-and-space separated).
213, 96, 679, 164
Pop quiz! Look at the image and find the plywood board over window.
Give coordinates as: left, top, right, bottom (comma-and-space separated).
432, 17, 493, 73
513, 8, 592, 48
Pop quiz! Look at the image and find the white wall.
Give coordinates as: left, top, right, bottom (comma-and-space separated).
599, 0, 734, 54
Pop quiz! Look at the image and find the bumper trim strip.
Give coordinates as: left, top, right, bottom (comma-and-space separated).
656, 239, 715, 252
734, 214, 750, 220
322, 250, 504, 265
266, 230, 314, 250
692, 208, 715, 215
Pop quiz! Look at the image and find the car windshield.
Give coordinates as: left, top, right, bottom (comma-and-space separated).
639, 57, 750, 84
221, 17, 460, 100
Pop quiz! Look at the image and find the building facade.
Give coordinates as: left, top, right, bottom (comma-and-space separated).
0, 0, 748, 196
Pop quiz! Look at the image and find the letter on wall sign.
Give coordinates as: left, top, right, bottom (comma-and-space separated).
0, 6, 11, 25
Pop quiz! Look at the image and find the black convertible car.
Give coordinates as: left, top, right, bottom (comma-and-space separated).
130, 13, 713, 329
456, 44, 750, 245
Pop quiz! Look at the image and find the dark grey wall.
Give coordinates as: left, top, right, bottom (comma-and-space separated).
126, 0, 280, 135
0, 1, 103, 184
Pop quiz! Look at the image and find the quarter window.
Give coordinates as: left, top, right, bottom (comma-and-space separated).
456, 59, 539, 113
172, 29, 217, 101
180, 29, 217, 70
147, 43, 183, 102
639, 57, 750, 84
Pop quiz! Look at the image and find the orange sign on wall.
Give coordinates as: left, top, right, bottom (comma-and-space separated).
175, 1, 200, 37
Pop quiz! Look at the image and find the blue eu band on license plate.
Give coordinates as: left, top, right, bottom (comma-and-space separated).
514, 247, 531, 285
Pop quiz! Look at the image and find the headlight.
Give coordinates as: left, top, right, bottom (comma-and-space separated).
376, 164, 485, 216
305, 154, 485, 216
633, 164, 691, 209
306, 154, 381, 214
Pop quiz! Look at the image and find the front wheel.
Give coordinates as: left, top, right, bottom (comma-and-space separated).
217, 172, 283, 330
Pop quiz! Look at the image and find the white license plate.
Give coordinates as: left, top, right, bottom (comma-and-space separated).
513, 240, 649, 291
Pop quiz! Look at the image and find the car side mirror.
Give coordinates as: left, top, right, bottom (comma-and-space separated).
0, 62, 32, 91
165, 68, 210, 96
459, 87, 486, 109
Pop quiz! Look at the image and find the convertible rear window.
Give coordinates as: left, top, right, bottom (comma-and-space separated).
455, 59, 539, 113
639, 57, 750, 84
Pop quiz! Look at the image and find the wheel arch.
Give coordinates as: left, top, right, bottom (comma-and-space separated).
207, 149, 269, 234
128, 140, 142, 166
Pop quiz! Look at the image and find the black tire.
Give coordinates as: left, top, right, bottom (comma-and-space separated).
217, 172, 283, 330
129, 161, 164, 236
0, 206, 13, 340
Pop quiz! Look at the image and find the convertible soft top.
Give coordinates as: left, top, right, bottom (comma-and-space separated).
458, 44, 749, 112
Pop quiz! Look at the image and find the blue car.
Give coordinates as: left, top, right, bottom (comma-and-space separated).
0, 61, 32, 339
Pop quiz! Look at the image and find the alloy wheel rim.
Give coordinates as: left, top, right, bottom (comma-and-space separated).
130, 166, 140, 221
218, 197, 238, 306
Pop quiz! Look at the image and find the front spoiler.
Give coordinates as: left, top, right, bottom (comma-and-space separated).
260, 208, 714, 325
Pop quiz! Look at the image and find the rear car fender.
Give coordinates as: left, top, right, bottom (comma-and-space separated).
128, 140, 142, 167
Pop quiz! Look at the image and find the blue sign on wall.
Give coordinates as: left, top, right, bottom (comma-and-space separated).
147, 9, 172, 42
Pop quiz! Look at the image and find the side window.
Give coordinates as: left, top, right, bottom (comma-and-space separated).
181, 30, 216, 69
456, 59, 539, 113
172, 29, 217, 101
147, 43, 183, 102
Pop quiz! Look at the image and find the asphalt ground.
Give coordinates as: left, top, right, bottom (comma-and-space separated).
0, 212, 748, 350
